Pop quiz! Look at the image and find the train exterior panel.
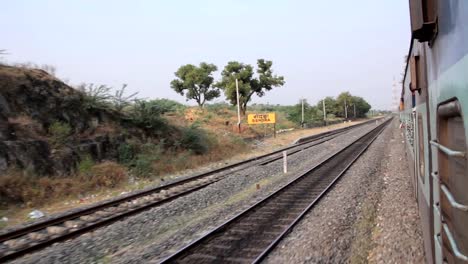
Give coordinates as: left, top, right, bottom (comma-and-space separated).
401, 1, 468, 263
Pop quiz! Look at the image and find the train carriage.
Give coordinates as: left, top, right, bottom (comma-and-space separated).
401, 0, 468, 263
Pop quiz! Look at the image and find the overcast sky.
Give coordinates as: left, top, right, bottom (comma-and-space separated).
2, 0, 410, 110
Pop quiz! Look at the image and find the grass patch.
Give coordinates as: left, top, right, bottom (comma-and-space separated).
349, 199, 379, 264
0, 162, 128, 207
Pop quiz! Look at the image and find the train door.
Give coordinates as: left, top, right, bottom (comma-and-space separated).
432, 99, 468, 263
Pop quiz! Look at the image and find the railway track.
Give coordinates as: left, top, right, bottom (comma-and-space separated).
0, 119, 379, 262
160, 118, 392, 264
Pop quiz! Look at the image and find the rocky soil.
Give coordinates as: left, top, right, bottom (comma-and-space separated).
11, 120, 379, 264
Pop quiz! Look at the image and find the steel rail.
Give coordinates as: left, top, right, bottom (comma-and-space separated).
0, 118, 380, 262
160, 117, 392, 264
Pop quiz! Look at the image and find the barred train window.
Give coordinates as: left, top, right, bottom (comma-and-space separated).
437, 100, 468, 263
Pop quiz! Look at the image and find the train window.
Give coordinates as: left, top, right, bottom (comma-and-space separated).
437, 100, 468, 262
409, 0, 438, 42
409, 52, 428, 99
410, 56, 419, 91
418, 114, 425, 183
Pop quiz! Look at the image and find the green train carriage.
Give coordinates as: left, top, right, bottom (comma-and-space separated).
400, 0, 468, 263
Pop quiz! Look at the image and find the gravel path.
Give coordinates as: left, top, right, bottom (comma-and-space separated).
367, 124, 425, 263
11, 122, 379, 264
264, 119, 424, 264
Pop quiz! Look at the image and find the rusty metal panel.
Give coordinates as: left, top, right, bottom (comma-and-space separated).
409, 0, 424, 32
423, 0, 438, 23
410, 55, 419, 91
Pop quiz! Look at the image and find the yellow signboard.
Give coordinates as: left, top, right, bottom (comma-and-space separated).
247, 113, 276, 124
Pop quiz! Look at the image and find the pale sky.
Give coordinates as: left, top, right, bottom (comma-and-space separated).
1, 0, 410, 110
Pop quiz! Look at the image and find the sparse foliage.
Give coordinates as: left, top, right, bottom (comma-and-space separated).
171, 62, 220, 108
179, 124, 211, 155
113, 84, 138, 112
216, 59, 285, 115
78, 83, 138, 113
129, 100, 167, 130
48, 121, 72, 147
77, 83, 114, 110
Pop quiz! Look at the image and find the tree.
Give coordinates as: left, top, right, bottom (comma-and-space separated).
316, 96, 339, 118
216, 59, 285, 115
335, 92, 371, 118
286, 99, 321, 126
170, 62, 219, 108
350, 96, 371, 118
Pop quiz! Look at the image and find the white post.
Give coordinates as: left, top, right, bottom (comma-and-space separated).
283, 151, 287, 173
322, 99, 326, 125
354, 104, 356, 118
235, 78, 241, 132
344, 98, 348, 120
301, 99, 304, 128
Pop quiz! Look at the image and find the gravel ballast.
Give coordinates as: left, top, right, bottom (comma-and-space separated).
264, 119, 424, 263
10, 121, 396, 264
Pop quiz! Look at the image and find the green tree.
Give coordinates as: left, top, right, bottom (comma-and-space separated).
350, 96, 371, 118
335, 92, 353, 118
286, 100, 321, 126
170, 62, 219, 108
216, 59, 285, 115
316, 96, 339, 118
335, 92, 371, 118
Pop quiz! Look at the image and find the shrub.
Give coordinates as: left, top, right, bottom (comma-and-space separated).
112, 84, 138, 112
129, 100, 167, 131
131, 154, 155, 177
130, 142, 164, 177
150, 98, 185, 113
48, 121, 72, 146
87, 162, 128, 188
180, 125, 211, 155
117, 143, 135, 164
77, 83, 113, 111
78, 155, 94, 175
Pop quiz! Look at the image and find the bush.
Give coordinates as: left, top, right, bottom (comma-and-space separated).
150, 98, 185, 113
180, 125, 211, 155
77, 83, 114, 111
48, 121, 72, 146
78, 155, 94, 175
129, 100, 167, 132
88, 162, 128, 188
130, 142, 164, 177
117, 143, 135, 164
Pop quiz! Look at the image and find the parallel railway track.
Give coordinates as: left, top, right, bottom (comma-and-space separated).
160, 118, 392, 263
0, 119, 380, 262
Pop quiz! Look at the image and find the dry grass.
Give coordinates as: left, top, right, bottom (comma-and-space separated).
0, 162, 128, 207
151, 135, 248, 176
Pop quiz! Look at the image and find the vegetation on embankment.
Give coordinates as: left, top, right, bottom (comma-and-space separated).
0, 63, 377, 213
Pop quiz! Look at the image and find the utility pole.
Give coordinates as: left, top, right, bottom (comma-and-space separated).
354, 104, 356, 118
322, 99, 327, 125
235, 78, 241, 133
301, 98, 305, 128
344, 98, 348, 120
